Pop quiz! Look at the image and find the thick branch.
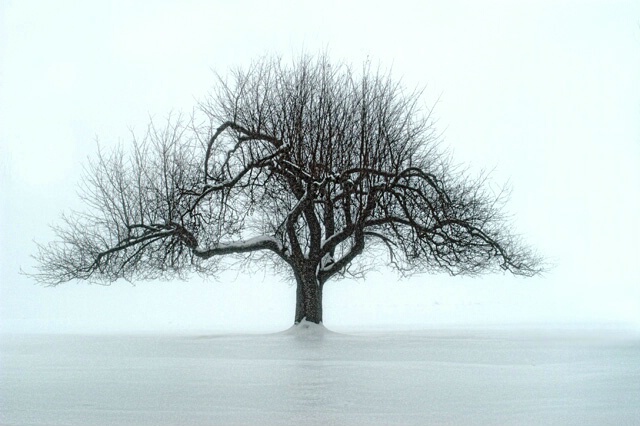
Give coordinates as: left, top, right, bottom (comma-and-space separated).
193, 236, 286, 260
318, 229, 365, 283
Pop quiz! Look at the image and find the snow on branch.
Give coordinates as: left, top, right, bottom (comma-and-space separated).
193, 235, 285, 259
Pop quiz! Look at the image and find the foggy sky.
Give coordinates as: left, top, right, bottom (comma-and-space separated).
1, 0, 639, 333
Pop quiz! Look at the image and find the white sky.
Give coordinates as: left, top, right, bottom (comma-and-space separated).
1, 0, 639, 333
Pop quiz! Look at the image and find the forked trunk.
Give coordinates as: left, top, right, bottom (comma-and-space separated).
294, 267, 323, 324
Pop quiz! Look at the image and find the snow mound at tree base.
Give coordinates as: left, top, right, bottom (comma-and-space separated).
281, 319, 334, 338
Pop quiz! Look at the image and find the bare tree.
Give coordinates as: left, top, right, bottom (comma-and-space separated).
33, 54, 542, 324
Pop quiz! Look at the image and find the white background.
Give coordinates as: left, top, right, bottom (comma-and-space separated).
1, 0, 639, 333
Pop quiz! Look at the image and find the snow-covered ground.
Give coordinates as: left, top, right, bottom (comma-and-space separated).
1, 325, 639, 425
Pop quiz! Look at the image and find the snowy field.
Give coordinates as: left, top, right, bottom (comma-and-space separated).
1, 325, 639, 426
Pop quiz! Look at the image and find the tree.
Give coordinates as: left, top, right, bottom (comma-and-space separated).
33, 54, 542, 325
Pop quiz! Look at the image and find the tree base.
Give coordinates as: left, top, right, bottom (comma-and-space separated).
283, 318, 328, 337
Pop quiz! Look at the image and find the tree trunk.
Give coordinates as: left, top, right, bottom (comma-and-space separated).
294, 267, 323, 324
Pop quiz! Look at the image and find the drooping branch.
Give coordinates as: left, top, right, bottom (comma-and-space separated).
188, 141, 291, 210
203, 120, 283, 182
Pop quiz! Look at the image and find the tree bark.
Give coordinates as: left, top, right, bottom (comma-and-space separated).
294, 266, 323, 324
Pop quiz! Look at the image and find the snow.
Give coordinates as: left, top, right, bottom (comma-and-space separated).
1, 327, 639, 425
319, 252, 335, 271
195, 235, 283, 254
280, 319, 334, 338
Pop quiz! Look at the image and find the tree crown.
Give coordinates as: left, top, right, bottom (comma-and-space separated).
33, 54, 543, 286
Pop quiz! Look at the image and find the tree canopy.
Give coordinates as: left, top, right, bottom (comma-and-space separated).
33, 54, 543, 324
